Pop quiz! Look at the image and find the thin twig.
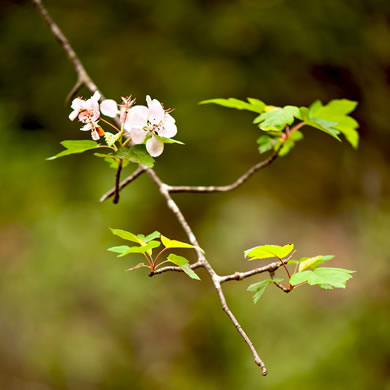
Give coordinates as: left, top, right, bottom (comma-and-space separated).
167, 151, 278, 193
99, 166, 146, 203
113, 160, 123, 204
269, 271, 292, 293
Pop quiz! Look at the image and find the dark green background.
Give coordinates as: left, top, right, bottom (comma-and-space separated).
1, 0, 389, 389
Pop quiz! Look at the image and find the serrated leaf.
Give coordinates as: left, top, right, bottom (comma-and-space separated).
245, 244, 294, 260
199, 97, 265, 113
298, 255, 334, 272
257, 135, 275, 154
161, 235, 205, 253
289, 267, 355, 288
115, 145, 155, 168
118, 240, 161, 257
47, 140, 99, 160
254, 106, 299, 131
277, 130, 304, 156
137, 231, 161, 242
167, 254, 200, 280
299, 106, 341, 141
104, 131, 121, 147
110, 228, 143, 244
304, 99, 359, 147
247, 278, 283, 303
107, 245, 130, 255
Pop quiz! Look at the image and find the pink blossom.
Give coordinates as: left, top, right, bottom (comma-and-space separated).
69, 91, 101, 123
124, 95, 177, 157
100, 96, 135, 123
69, 92, 103, 140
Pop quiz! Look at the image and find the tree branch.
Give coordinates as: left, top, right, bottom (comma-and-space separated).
99, 166, 146, 203
33, 0, 280, 375
167, 151, 278, 193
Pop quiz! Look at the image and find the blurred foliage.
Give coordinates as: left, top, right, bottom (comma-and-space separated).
0, 0, 389, 389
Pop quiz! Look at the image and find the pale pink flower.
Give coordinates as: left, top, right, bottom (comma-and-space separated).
100, 96, 135, 123
80, 122, 104, 141
124, 95, 177, 157
69, 92, 104, 140
69, 91, 101, 123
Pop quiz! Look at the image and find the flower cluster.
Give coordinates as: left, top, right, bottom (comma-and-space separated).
69, 93, 177, 157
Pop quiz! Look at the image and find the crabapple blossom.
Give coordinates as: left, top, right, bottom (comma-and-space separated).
100, 96, 135, 123
69, 92, 104, 140
125, 95, 177, 157
69, 91, 100, 122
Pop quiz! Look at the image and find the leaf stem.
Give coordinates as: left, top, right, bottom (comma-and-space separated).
100, 117, 121, 132
153, 247, 169, 267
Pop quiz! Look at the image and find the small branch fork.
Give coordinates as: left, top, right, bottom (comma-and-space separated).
33, 0, 288, 376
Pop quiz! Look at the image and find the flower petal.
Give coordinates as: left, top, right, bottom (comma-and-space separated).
146, 97, 165, 125
129, 128, 147, 144
158, 116, 177, 138
91, 91, 101, 101
69, 110, 79, 121
71, 98, 85, 111
126, 105, 148, 130
100, 99, 119, 117
91, 129, 100, 140
146, 135, 164, 157
80, 123, 92, 131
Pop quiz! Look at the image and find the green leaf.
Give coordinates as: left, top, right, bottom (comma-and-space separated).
199, 97, 265, 113
104, 132, 121, 147
257, 135, 275, 154
247, 278, 283, 303
278, 130, 304, 156
254, 106, 300, 131
119, 240, 161, 257
298, 255, 334, 272
107, 245, 130, 255
161, 234, 205, 253
116, 145, 155, 168
110, 228, 143, 244
301, 99, 359, 147
167, 254, 201, 280
289, 267, 355, 288
245, 244, 294, 260
47, 140, 99, 160
154, 135, 185, 145
137, 231, 161, 242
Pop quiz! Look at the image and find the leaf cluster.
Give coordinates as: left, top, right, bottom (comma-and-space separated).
108, 228, 203, 279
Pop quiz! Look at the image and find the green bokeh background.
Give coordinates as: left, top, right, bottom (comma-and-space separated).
1, 0, 389, 389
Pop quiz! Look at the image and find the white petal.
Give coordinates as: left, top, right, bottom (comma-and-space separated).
146, 136, 164, 157
158, 117, 177, 138
91, 91, 101, 101
129, 128, 147, 144
126, 105, 148, 129
91, 130, 100, 140
69, 110, 78, 121
71, 98, 84, 111
80, 123, 92, 131
100, 99, 119, 117
147, 101, 165, 125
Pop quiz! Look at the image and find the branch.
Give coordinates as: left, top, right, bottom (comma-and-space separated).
167, 151, 278, 193
33, 0, 278, 375
32, 0, 102, 99
149, 261, 202, 276
219, 250, 296, 284
100, 148, 278, 202
99, 166, 146, 203
219, 259, 283, 283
